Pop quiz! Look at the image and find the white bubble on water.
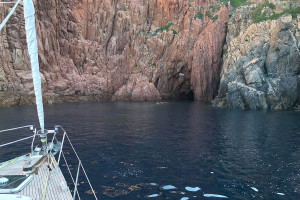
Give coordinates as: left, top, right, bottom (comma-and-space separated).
148, 194, 159, 198
185, 186, 201, 192
162, 185, 176, 190
203, 194, 228, 198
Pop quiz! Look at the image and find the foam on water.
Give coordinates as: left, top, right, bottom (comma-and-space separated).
203, 194, 228, 198
150, 183, 157, 186
148, 194, 159, 198
185, 186, 201, 192
181, 198, 189, 200
277, 193, 285, 196
251, 187, 258, 192
162, 185, 176, 190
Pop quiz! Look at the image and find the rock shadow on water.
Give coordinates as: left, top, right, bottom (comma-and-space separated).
102, 182, 150, 198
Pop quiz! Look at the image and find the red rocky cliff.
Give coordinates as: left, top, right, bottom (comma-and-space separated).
0, 0, 228, 106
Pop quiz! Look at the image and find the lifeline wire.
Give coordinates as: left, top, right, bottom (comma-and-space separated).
0, 125, 32, 133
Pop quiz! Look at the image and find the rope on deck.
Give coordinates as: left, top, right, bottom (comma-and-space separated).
42, 156, 56, 200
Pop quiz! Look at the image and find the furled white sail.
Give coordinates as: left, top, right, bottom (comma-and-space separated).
0, 0, 21, 31
23, 0, 44, 132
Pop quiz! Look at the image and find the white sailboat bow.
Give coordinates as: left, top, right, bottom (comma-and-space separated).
0, 1, 98, 199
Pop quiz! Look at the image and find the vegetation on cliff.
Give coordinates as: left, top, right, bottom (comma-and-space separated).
195, 11, 204, 20
214, 0, 300, 110
218, 0, 247, 8
252, 1, 300, 23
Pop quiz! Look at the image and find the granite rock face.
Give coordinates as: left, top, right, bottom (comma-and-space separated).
2, 0, 298, 110
112, 74, 161, 101
214, 1, 300, 110
0, 0, 228, 106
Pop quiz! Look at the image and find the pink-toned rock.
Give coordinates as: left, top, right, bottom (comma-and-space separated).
191, 7, 229, 101
0, 0, 229, 106
112, 74, 161, 101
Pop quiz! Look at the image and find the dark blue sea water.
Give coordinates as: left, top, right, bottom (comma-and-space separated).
0, 102, 300, 199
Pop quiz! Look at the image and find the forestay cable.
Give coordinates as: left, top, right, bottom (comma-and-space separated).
24, 0, 45, 132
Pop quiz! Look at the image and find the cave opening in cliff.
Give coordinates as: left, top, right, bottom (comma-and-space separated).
178, 91, 194, 101
169, 68, 194, 101
187, 91, 194, 100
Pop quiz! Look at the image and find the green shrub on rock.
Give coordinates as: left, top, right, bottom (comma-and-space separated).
252, 1, 299, 23
212, 15, 219, 22
195, 11, 204, 20
206, 10, 212, 18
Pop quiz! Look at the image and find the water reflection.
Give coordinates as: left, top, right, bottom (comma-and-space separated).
0, 102, 299, 199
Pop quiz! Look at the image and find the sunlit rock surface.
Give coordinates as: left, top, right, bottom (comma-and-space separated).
0, 0, 228, 106
1, 0, 299, 110
214, 0, 300, 110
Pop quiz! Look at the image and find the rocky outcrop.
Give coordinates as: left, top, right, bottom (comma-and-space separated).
214, 0, 300, 110
2, 0, 298, 110
112, 74, 161, 101
0, 0, 228, 106
191, 7, 228, 101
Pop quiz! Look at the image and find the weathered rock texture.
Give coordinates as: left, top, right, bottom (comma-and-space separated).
0, 0, 228, 106
214, 0, 300, 110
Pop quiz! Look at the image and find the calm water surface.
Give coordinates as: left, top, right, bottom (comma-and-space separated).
0, 102, 299, 199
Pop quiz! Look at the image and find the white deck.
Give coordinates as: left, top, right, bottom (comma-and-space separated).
0, 155, 73, 200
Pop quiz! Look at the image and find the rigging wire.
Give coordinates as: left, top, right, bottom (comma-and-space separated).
0, 0, 21, 31
0, 1, 18, 3
65, 133, 98, 200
